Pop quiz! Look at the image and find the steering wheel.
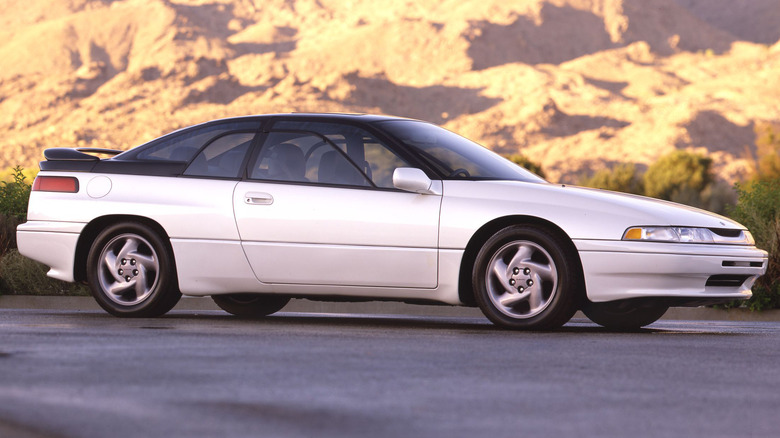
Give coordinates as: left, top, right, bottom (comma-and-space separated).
448, 168, 470, 178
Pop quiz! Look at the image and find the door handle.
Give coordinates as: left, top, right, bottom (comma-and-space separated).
245, 192, 274, 205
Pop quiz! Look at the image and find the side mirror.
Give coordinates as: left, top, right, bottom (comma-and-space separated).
393, 168, 435, 194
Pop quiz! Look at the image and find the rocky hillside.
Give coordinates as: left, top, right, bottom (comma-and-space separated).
1, 0, 779, 183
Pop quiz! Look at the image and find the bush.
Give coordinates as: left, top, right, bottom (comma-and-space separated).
505, 154, 546, 179
0, 250, 90, 296
640, 150, 735, 214
580, 163, 644, 194
0, 214, 22, 257
0, 166, 32, 257
644, 150, 712, 200
728, 179, 780, 310
0, 166, 32, 221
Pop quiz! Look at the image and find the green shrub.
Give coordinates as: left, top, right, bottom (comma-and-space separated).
697, 180, 737, 215
728, 179, 780, 310
0, 166, 32, 221
0, 214, 22, 257
0, 250, 90, 296
0, 167, 32, 256
644, 150, 712, 200
0, 167, 37, 184
641, 150, 735, 214
505, 154, 546, 179
580, 163, 644, 194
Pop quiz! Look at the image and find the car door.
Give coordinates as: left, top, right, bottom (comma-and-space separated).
233, 120, 442, 288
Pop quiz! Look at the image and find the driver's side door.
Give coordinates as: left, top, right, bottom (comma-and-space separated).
233, 123, 442, 288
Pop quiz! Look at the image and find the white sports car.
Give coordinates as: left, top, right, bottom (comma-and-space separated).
17, 114, 768, 330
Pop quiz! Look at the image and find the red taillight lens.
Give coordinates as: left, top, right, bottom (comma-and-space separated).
32, 176, 79, 193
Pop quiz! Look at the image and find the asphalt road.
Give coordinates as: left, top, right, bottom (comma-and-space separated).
1, 310, 778, 438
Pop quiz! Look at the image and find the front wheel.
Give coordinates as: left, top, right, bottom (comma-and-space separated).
86, 222, 181, 317
473, 225, 582, 330
582, 301, 668, 330
212, 294, 290, 317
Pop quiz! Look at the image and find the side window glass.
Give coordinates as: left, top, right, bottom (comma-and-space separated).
363, 141, 409, 188
131, 121, 260, 162
183, 132, 255, 178
250, 132, 371, 186
270, 121, 410, 188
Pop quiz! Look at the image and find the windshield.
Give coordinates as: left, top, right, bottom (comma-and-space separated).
378, 120, 545, 182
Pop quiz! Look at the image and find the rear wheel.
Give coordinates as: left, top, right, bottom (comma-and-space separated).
582, 301, 668, 330
212, 294, 290, 317
473, 225, 581, 330
86, 222, 181, 317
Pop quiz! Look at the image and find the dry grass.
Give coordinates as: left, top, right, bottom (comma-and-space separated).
0, 250, 89, 296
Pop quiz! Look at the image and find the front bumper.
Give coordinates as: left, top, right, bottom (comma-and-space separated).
16, 221, 86, 282
574, 239, 768, 304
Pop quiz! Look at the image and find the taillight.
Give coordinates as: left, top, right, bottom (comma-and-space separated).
32, 176, 79, 193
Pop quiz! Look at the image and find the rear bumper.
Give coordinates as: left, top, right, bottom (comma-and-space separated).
574, 240, 769, 304
16, 221, 86, 283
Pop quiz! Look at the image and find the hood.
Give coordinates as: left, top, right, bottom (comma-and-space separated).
442, 180, 745, 241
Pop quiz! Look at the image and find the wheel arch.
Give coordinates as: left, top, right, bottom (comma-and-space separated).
457, 215, 586, 306
74, 215, 174, 283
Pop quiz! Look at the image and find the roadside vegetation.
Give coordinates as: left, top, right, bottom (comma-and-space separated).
726, 180, 780, 310
0, 167, 88, 296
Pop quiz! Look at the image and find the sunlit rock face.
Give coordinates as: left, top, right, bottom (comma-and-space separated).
1, 0, 778, 183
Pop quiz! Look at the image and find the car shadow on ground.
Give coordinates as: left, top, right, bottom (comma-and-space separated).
17, 309, 752, 336
156, 311, 735, 335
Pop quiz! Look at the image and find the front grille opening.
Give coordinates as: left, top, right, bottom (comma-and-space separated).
722, 261, 764, 268
709, 228, 742, 238
706, 275, 751, 287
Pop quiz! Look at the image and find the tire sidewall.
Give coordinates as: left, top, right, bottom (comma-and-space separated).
87, 222, 179, 317
473, 225, 579, 330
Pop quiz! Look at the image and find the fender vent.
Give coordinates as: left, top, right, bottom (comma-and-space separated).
706, 275, 751, 287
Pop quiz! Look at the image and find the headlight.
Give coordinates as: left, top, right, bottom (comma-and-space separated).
623, 226, 714, 243
622, 227, 754, 245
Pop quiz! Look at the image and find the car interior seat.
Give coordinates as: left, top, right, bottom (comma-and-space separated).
267, 143, 306, 181
318, 150, 369, 186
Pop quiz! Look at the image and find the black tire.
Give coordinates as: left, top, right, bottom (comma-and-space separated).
212, 294, 290, 317
86, 222, 181, 317
582, 300, 668, 330
472, 225, 582, 330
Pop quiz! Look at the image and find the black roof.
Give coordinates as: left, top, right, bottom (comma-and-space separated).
210, 112, 412, 124
39, 113, 420, 173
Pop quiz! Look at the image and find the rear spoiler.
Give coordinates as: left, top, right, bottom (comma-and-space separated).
43, 148, 123, 161
40, 147, 123, 171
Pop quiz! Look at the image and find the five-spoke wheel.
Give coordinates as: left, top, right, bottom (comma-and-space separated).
87, 222, 180, 317
96, 233, 159, 306
473, 225, 581, 330
485, 240, 558, 319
